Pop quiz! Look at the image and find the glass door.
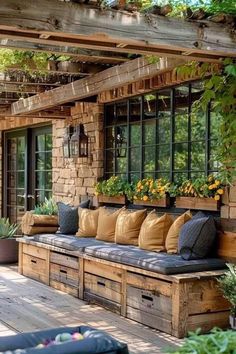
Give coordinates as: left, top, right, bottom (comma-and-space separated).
3, 126, 52, 224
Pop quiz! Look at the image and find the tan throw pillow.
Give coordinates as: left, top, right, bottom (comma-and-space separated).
77, 208, 99, 237
165, 211, 192, 253
115, 209, 147, 246
96, 207, 124, 242
139, 211, 173, 252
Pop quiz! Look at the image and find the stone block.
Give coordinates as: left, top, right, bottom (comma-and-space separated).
221, 205, 229, 219
229, 185, 236, 203
230, 206, 236, 219
83, 178, 96, 187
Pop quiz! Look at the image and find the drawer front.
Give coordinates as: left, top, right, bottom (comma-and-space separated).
84, 273, 121, 303
50, 280, 78, 297
23, 244, 48, 260
50, 263, 79, 287
23, 254, 47, 284
50, 252, 79, 270
84, 259, 122, 283
126, 285, 172, 333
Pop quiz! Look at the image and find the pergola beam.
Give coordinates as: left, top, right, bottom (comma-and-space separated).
11, 57, 185, 115
0, 0, 235, 61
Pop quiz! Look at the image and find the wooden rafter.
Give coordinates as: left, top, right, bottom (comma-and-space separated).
0, 0, 235, 61
0, 105, 71, 119
11, 57, 185, 115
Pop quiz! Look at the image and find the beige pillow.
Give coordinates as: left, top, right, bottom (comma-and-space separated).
96, 207, 124, 242
165, 211, 192, 253
77, 208, 99, 237
139, 211, 173, 252
115, 209, 147, 246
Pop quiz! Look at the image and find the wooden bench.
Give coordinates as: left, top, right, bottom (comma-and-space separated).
17, 233, 235, 338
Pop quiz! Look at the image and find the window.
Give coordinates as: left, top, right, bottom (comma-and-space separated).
104, 81, 222, 182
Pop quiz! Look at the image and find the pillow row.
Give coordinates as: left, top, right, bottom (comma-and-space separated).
76, 207, 193, 254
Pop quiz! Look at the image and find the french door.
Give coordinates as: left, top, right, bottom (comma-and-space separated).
3, 126, 52, 224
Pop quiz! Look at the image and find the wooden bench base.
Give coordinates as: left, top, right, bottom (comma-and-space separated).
18, 239, 230, 338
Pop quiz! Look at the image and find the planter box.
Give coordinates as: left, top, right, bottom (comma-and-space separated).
133, 195, 170, 208
175, 197, 220, 211
98, 195, 126, 205
0, 238, 18, 264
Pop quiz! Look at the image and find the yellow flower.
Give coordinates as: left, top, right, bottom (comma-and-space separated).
208, 175, 213, 182
140, 185, 144, 190
209, 184, 215, 190
133, 196, 137, 200
143, 195, 148, 201
151, 189, 156, 193
214, 195, 220, 201
215, 180, 220, 186
217, 189, 224, 195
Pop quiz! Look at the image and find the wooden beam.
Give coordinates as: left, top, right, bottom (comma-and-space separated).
0, 83, 45, 94
0, 39, 129, 64
0, 105, 71, 118
11, 57, 184, 115
0, 0, 235, 61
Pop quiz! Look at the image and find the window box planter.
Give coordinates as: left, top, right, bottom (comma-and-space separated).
0, 238, 18, 264
175, 196, 220, 211
133, 195, 170, 208
97, 195, 126, 205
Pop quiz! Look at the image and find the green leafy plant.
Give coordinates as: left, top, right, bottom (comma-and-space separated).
34, 198, 58, 216
0, 218, 18, 239
132, 178, 172, 202
218, 264, 236, 316
167, 328, 236, 354
95, 176, 131, 197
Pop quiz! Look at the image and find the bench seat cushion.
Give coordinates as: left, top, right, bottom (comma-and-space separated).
83, 243, 225, 275
33, 234, 104, 252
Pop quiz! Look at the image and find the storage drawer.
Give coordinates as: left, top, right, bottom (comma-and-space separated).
50, 263, 79, 288
23, 244, 48, 260
84, 259, 122, 283
84, 273, 121, 314
50, 252, 79, 270
22, 254, 47, 284
126, 285, 172, 334
50, 280, 78, 297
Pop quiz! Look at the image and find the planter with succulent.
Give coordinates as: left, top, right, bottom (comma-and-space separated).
132, 178, 171, 207
21, 198, 58, 236
218, 263, 236, 330
95, 176, 130, 205
0, 218, 19, 264
175, 175, 225, 211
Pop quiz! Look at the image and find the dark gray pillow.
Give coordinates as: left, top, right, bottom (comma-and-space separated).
178, 216, 216, 260
58, 200, 90, 234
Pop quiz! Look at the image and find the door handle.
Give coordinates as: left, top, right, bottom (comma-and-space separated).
17, 194, 26, 198
27, 194, 35, 199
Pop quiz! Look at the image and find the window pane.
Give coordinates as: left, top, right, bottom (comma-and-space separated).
36, 135, 45, 152
143, 172, 155, 179
191, 111, 206, 140
17, 172, 25, 189
173, 172, 188, 184
130, 148, 141, 171
143, 146, 155, 171
191, 141, 205, 170
116, 102, 128, 124
18, 153, 25, 171
158, 90, 171, 117
174, 143, 188, 170
45, 134, 52, 150
175, 85, 189, 114
158, 117, 171, 144
45, 171, 52, 190
209, 140, 220, 170
105, 104, 115, 125
129, 172, 141, 182
210, 111, 222, 139
174, 114, 188, 142
17, 137, 25, 154
144, 94, 156, 119
36, 152, 45, 171
45, 152, 52, 170
156, 172, 170, 180
105, 150, 114, 173
190, 171, 205, 179
117, 157, 127, 173
106, 127, 115, 149
36, 190, 45, 204
36, 172, 45, 189
130, 97, 141, 122
144, 120, 155, 145
158, 144, 170, 171
130, 124, 141, 146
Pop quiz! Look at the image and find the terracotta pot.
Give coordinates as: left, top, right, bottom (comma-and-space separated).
0, 238, 18, 264
230, 315, 236, 330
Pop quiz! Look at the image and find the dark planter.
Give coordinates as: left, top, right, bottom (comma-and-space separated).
0, 238, 18, 264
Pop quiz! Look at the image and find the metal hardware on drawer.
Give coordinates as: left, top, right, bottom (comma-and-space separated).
59, 269, 67, 275
31, 259, 37, 264
142, 294, 153, 302
97, 281, 106, 287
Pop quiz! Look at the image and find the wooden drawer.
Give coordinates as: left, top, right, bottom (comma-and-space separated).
50, 251, 79, 270
23, 244, 48, 260
50, 280, 78, 297
22, 254, 47, 284
84, 273, 121, 314
84, 259, 122, 283
50, 263, 79, 288
126, 285, 172, 334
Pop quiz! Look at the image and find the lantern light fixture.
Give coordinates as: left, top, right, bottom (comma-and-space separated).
62, 126, 73, 158
70, 124, 89, 158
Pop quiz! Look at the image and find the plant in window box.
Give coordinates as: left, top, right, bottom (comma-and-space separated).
175, 175, 224, 211
21, 198, 59, 236
218, 264, 236, 329
95, 176, 129, 205
132, 178, 171, 207
0, 218, 19, 264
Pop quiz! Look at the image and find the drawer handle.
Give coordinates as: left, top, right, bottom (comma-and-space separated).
60, 269, 67, 275
31, 259, 37, 264
97, 281, 105, 287
142, 294, 153, 302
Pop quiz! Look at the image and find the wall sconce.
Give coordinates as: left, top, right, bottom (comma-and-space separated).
116, 126, 127, 158
62, 126, 73, 158
70, 124, 89, 158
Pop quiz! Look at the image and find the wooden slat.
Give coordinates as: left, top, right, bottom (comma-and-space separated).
218, 231, 236, 261
171, 283, 189, 338
187, 311, 229, 332
84, 292, 121, 314
126, 272, 172, 297
84, 259, 123, 283
84, 273, 121, 303
22, 254, 47, 284
11, 57, 184, 115
23, 244, 48, 260
50, 279, 78, 297
0, 0, 235, 60
50, 252, 79, 269
50, 263, 79, 287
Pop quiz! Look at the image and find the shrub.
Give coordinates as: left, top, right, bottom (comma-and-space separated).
34, 198, 58, 216
218, 263, 236, 316
0, 218, 18, 239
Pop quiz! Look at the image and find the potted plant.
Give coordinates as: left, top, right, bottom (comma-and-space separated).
132, 178, 171, 207
175, 175, 224, 211
218, 263, 236, 329
0, 218, 19, 264
21, 198, 58, 236
95, 176, 129, 205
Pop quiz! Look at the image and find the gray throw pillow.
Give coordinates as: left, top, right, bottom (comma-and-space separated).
58, 200, 90, 234
178, 215, 216, 260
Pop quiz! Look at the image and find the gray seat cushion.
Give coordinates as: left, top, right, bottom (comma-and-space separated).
33, 234, 104, 252
83, 243, 225, 275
